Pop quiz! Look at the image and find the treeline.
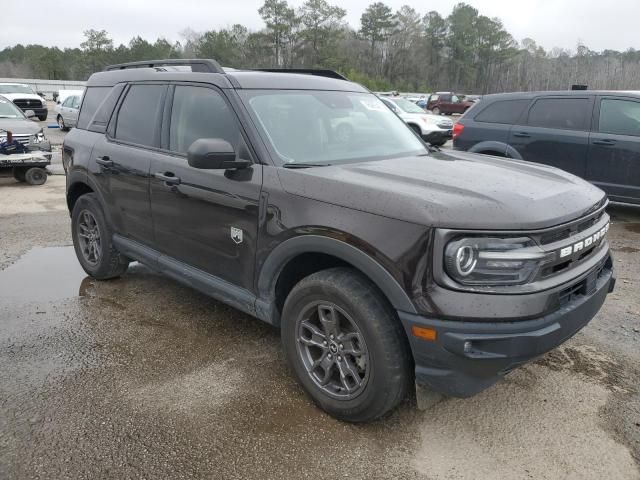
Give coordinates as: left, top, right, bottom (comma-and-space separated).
3, 1, 640, 94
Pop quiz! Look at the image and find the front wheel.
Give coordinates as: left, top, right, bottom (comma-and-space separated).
38, 115, 47, 122
281, 267, 412, 422
72, 193, 129, 280
57, 115, 67, 131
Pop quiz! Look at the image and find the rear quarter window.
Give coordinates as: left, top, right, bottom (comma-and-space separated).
76, 87, 110, 129
474, 99, 530, 124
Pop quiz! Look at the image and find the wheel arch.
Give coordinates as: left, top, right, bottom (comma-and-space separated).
468, 140, 522, 159
256, 235, 417, 326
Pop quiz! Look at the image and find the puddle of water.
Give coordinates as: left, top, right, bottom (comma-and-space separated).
0, 246, 92, 302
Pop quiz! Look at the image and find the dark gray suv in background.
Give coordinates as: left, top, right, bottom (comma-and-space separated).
64, 60, 614, 422
453, 91, 640, 205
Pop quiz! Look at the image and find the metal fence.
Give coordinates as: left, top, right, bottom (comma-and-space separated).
0, 78, 86, 100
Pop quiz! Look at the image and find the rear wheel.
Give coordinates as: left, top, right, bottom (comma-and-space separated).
25, 167, 47, 185
432, 107, 441, 115
57, 115, 67, 131
12, 167, 27, 182
71, 193, 129, 279
281, 267, 412, 422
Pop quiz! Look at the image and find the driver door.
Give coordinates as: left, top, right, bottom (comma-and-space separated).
150, 84, 263, 290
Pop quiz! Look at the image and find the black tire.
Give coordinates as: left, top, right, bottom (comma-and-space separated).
38, 115, 47, 121
25, 167, 47, 185
281, 267, 412, 422
432, 107, 441, 115
71, 193, 129, 280
12, 167, 27, 182
57, 115, 67, 131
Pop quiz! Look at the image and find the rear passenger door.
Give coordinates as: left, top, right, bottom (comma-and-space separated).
587, 96, 640, 203
91, 83, 167, 245
508, 96, 593, 176
149, 84, 262, 291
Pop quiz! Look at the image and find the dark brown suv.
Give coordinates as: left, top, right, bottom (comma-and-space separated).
64, 59, 614, 422
427, 92, 475, 115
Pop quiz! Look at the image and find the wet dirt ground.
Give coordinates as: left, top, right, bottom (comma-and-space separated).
1, 176, 639, 479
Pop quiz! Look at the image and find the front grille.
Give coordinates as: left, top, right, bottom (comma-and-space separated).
558, 257, 608, 306
12, 134, 31, 147
13, 98, 42, 110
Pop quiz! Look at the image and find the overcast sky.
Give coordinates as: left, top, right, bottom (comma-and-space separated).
1, 0, 637, 52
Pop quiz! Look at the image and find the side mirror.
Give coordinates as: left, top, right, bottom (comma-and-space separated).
187, 138, 250, 170
24, 110, 37, 119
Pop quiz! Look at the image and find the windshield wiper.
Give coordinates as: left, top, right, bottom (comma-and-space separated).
283, 163, 332, 169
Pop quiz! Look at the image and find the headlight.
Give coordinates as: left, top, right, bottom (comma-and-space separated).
444, 236, 548, 286
32, 130, 46, 143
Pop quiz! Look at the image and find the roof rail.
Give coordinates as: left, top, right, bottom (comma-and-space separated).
105, 59, 224, 74
253, 68, 347, 80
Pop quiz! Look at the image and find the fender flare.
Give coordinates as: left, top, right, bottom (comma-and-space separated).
66, 169, 112, 222
468, 140, 523, 159
256, 235, 418, 316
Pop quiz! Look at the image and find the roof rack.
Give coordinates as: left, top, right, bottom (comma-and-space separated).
253, 69, 347, 80
105, 59, 224, 74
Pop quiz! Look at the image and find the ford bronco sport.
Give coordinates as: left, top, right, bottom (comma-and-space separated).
64, 59, 615, 422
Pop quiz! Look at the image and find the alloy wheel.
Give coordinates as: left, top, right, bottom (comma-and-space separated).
77, 210, 102, 266
295, 302, 370, 400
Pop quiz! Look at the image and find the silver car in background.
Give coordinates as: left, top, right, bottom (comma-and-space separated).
55, 94, 81, 130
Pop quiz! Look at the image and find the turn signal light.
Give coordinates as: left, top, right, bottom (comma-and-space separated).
452, 123, 464, 139
411, 325, 437, 341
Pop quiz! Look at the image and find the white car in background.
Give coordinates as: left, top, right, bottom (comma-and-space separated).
55, 94, 82, 130
0, 83, 48, 121
380, 96, 453, 146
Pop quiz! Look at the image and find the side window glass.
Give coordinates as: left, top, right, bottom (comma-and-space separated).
115, 84, 166, 147
62, 97, 73, 107
527, 98, 589, 131
76, 87, 110, 129
598, 99, 640, 136
169, 86, 238, 154
430, 95, 439, 102
452, 95, 459, 103
475, 100, 530, 124
441, 95, 451, 102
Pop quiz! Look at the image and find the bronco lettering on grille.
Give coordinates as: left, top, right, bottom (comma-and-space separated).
559, 223, 609, 258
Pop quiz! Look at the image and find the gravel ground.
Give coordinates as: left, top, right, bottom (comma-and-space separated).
0, 175, 639, 480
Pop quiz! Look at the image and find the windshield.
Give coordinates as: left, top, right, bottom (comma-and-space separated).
0, 84, 35, 94
239, 90, 426, 165
0, 97, 24, 118
391, 98, 425, 114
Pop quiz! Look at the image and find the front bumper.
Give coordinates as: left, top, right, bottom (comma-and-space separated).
422, 128, 453, 144
399, 259, 614, 397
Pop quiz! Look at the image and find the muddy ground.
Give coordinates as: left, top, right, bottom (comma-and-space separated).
0, 175, 638, 480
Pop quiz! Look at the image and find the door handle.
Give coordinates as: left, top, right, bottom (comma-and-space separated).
592, 139, 616, 146
512, 132, 531, 138
95, 155, 113, 167
155, 172, 181, 185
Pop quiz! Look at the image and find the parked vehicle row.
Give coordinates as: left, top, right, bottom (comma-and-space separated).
380, 96, 453, 145
453, 90, 640, 204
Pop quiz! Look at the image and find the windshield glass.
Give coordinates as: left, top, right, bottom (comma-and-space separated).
0, 84, 35, 94
239, 90, 426, 165
0, 97, 24, 118
391, 98, 425, 114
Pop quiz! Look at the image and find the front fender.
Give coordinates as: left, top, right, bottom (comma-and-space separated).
255, 234, 418, 325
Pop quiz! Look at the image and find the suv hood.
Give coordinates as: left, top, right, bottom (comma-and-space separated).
0, 92, 42, 102
278, 150, 606, 230
0, 118, 40, 136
